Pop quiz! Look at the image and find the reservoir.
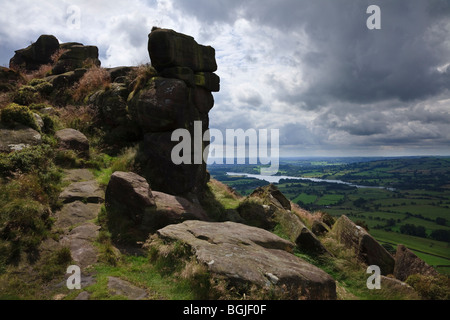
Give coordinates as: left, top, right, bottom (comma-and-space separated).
226, 172, 395, 191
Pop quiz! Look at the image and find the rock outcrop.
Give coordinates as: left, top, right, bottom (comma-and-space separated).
55, 128, 90, 157
379, 276, 420, 299
250, 184, 291, 211
3, 29, 440, 302
128, 28, 219, 196
45, 68, 87, 89
152, 191, 209, 223
239, 184, 332, 256
151, 220, 337, 299
332, 215, 395, 275
394, 244, 439, 281
0, 123, 42, 152
148, 28, 217, 73
10, 35, 60, 71
9, 35, 100, 75
312, 220, 330, 236
105, 171, 209, 241
105, 171, 156, 224
59, 222, 100, 269
239, 184, 292, 229
52, 42, 100, 75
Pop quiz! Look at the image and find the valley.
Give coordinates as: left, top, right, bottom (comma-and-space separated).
209, 157, 450, 274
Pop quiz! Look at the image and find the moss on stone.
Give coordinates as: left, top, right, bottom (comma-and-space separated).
1, 103, 39, 131
13, 85, 40, 105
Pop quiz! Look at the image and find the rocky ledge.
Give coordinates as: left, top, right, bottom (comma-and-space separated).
149, 220, 337, 300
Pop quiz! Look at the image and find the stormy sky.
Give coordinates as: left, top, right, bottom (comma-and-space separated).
1, 0, 449, 157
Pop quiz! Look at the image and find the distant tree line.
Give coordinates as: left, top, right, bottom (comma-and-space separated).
429, 229, 450, 242
399, 223, 450, 242
400, 224, 427, 238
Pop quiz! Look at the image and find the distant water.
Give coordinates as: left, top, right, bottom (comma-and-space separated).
226, 172, 395, 191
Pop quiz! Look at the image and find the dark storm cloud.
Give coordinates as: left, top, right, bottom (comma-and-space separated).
277, 0, 449, 109
312, 97, 450, 152
173, 0, 450, 109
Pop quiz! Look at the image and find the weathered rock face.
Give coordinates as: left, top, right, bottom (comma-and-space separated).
0, 123, 42, 152
250, 184, 291, 211
239, 184, 331, 256
45, 68, 87, 89
106, 66, 136, 82
152, 220, 337, 300
152, 191, 209, 223
379, 276, 420, 299
10, 35, 59, 71
105, 171, 156, 224
137, 131, 208, 196
312, 220, 330, 236
129, 77, 191, 132
52, 42, 100, 75
394, 244, 439, 281
127, 28, 219, 196
148, 28, 217, 73
105, 171, 209, 242
332, 215, 395, 275
54, 201, 102, 230
9, 35, 100, 76
296, 226, 333, 256
239, 184, 291, 229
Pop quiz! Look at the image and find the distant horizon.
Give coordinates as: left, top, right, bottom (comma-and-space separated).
207, 154, 450, 161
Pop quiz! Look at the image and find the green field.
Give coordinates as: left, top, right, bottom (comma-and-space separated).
292, 193, 317, 204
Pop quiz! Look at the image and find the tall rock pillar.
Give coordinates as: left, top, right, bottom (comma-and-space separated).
130, 28, 219, 197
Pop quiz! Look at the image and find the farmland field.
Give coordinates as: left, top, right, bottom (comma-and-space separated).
209, 156, 450, 274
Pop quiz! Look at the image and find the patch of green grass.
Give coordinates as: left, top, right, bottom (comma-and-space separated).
0, 144, 55, 176
394, 205, 450, 220
54, 149, 86, 168
207, 179, 241, 210
92, 146, 137, 187
272, 223, 291, 241
82, 251, 212, 300
317, 194, 344, 205
38, 247, 73, 282
293, 193, 317, 204
370, 229, 450, 261
0, 272, 41, 300
12, 86, 40, 106
315, 236, 420, 300
0, 198, 51, 264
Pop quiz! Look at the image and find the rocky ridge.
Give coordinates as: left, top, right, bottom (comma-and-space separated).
0, 29, 446, 300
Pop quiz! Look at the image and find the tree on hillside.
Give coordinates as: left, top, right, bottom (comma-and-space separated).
436, 217, 447, 226
400, 224, 427, 238
430, 229, 450, 242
